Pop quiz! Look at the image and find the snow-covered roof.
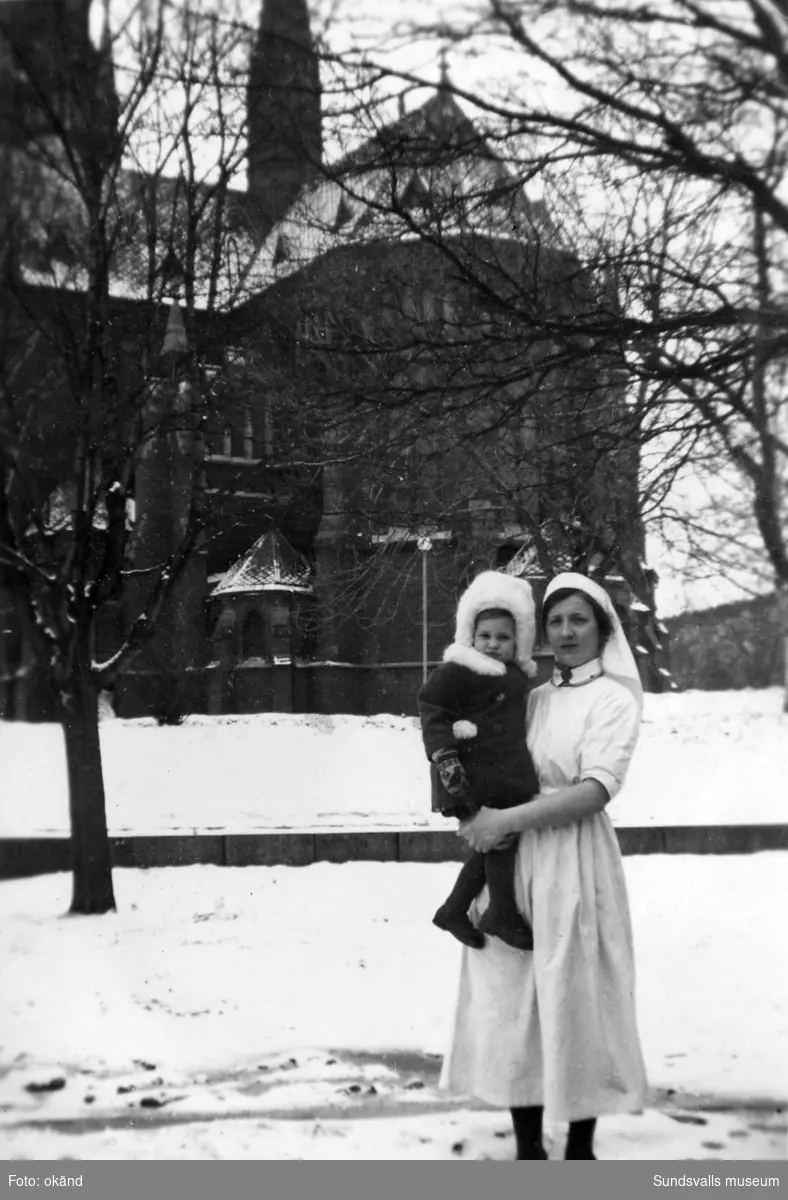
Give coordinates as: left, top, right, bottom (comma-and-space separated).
502, 545, 547, 579
39, 482, 134, 534
234, 90, 555, 296
14, 160, 268, 313
502, 545, 629, 585
211, 528, 314, 597
13, 89, 555, 313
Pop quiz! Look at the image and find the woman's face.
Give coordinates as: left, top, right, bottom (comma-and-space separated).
545, 593, 601, 668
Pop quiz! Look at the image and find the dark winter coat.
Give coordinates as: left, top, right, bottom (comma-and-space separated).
418, 648, 540, 818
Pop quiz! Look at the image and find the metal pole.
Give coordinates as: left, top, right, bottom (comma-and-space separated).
422, 545, 428, 683
418, 535, 432, 683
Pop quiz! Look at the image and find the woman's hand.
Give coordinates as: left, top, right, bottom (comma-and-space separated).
459, 807, 516, 853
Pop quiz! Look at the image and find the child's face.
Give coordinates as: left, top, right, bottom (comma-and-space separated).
472, 615, 516, 663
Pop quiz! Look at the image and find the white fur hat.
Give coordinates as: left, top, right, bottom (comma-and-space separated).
451, 570, 537, 677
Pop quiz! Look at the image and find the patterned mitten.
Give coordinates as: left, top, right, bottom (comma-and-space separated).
432, 747, 469, 797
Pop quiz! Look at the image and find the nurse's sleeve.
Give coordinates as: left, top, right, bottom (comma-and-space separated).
577, 686, 641, 801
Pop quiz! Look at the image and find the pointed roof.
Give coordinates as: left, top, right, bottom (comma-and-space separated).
211, 528, 314, 596
240, 86, 557, 291
335, 88, 494, 178
257, 0, 314, 46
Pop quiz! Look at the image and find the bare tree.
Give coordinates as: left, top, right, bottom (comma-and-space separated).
314, 0, 787, 697
0, 1, 269, 911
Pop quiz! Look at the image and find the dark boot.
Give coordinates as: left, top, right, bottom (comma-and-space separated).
565, 1117, 597, 1159
477, 843, 534, 950
477, 910, 534, 950
433, 853, 486, 949
511, 1105, 547, 1160
432, 905, 485, 949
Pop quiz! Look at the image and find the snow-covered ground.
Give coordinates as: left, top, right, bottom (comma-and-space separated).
0, 855, 786, 1160
1, 689, 786, 1159
1, 689, 786, 836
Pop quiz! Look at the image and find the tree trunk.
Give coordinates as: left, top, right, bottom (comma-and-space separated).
778, 583, 788, 715
61, 666, 116, 914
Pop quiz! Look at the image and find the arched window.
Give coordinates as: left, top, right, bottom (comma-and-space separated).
242, 610, 265, 659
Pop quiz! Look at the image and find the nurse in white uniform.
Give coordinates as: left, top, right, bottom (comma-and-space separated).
440, 572, 648, 1160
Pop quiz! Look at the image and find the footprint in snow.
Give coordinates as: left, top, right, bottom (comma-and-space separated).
25, 1078, 66, 1094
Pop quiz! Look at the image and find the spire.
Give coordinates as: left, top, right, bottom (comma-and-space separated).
247, 0, 322, 234
0, 0, 89, 138
92, 0, 120, 165
100, 0, 112, 49
439, 47, 451, 90
0, 0, 119, 162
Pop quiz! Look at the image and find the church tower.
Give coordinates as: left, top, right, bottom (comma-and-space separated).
0, 0, 118, 164
246, 0, 322, 233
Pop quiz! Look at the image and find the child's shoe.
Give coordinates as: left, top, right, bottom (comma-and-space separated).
433, 904, 486, 949
477, 909, 534, 951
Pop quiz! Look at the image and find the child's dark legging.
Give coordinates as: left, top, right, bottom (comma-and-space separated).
439, 839, 533, 950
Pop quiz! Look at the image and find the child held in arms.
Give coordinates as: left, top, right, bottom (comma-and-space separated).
418, 571, 539, 951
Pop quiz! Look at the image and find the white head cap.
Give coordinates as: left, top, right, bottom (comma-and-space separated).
544, 572, 643, 711
453, 570, 537, 677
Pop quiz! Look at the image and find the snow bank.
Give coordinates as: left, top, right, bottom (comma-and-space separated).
1, 689, 786, 836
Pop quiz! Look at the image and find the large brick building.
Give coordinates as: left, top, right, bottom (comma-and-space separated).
0, 0, 666, 720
